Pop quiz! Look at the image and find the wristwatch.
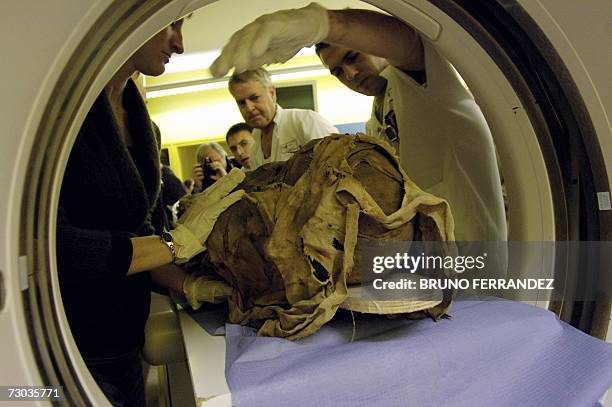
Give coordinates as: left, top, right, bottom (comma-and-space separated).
160, 231, 176, 263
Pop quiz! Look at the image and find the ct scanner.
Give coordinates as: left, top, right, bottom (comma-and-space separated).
1, 0, 610, 405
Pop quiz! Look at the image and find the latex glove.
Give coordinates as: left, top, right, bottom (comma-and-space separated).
210, 2, 330, 77
170, 168, 245, 263
183, 274, 234, 310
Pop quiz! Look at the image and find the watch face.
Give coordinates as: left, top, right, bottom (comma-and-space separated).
162, 232, 173, 243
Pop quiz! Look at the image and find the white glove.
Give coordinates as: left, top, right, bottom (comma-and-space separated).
183, 274, 233, 310
210, 2, 330, 77
170, 168, 245, 263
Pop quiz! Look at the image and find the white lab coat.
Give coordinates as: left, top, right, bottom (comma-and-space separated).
366, 40, 507, 242
250, 105, 338, 169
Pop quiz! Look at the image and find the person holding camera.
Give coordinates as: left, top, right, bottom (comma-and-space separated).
191, 141, 240, 193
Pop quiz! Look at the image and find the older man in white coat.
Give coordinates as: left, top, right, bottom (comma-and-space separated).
228, 67, 338, 170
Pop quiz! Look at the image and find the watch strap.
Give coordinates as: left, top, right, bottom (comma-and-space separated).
160, 231, 176, 263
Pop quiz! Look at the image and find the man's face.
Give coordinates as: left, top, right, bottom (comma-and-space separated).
227, 130, 255, 169
133, 20, 185, 77
229, 80, 277, 129
319, 45, 388, 97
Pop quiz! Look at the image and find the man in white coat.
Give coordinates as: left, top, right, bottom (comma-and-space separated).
228, 67, 338, 170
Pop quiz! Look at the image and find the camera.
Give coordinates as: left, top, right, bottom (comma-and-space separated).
201, 157, 214, 178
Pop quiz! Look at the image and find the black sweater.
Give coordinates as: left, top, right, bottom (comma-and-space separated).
57, 80, 164, 358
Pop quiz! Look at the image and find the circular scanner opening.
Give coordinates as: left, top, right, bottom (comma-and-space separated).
18, 0, 607, 404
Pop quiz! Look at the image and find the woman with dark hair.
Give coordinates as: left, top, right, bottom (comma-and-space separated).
57, 19, 239, 405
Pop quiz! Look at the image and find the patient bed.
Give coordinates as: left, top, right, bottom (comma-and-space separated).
178, 298, 612, 407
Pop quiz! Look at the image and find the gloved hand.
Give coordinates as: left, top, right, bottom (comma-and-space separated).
183, 274, 234, 310
210, 2, 330, 77
170, 168, 245, 263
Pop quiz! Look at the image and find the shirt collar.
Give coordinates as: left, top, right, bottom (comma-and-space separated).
272, 104, 283, 125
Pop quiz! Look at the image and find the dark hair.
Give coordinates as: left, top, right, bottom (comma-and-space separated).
314, 42, 330, 57
225, 122, 253, 143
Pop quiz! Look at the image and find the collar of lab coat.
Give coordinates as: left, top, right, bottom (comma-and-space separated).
271, 104, 283, 127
